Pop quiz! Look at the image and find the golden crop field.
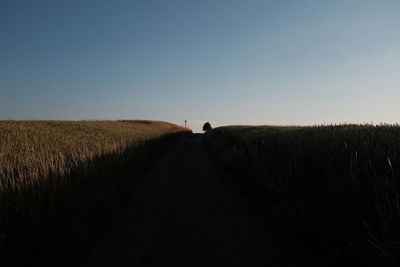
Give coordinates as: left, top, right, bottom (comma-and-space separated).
0, 120, 190, 265
0, 120, 187, 191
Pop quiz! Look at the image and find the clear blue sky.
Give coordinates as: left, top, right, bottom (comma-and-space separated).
1, 0, 399, 132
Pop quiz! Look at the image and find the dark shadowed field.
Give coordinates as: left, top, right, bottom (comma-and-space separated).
209, 125, 400, 267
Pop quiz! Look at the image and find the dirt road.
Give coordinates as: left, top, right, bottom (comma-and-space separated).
82, 134, 296, 266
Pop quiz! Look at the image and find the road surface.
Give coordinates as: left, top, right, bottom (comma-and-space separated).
82, 134, 303, 267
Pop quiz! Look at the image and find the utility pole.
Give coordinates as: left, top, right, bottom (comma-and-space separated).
184, 120, 187, 127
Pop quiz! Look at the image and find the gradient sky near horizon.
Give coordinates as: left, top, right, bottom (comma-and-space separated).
1, 0, 399, 132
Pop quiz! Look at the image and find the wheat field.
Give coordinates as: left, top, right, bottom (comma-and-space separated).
0, 120, 190, 265
210, 124, 400, 266
0, 120, 186, 190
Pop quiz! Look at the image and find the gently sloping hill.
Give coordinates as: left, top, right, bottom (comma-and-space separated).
0, 120, 191, 266
82, 134, 303, 267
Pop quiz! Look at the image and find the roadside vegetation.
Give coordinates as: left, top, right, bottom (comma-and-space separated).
209, 125, 400, 266
0, 120, 190, 266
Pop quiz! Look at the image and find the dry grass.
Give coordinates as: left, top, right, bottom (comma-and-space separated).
0, 120, 190, 266
0, 120, 187, 191
210, 124, 400, 266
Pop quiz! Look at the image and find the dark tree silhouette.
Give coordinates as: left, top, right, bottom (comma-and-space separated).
203, 122, 212, 132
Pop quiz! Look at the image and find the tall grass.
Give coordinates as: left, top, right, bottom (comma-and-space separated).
0, 120, 190, 266
0, 120, 186, 190
210, 125, 400, 266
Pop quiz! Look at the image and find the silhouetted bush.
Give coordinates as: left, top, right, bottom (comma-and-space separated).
203, 122, 212, 132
